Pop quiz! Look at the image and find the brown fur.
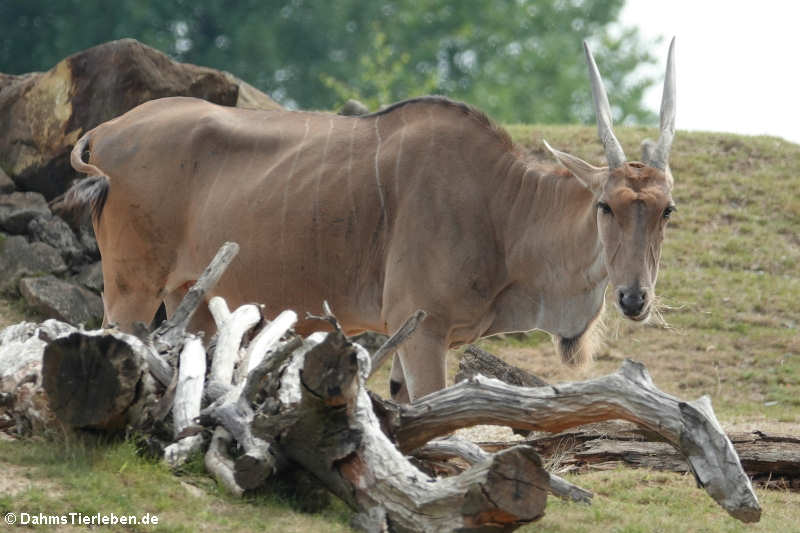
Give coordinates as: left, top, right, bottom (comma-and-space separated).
65, 94, 673, 401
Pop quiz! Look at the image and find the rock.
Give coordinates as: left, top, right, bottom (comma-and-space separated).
27, 214, 85, 264
221, 72, 283, 111
0, 39, 281, 199
0, 167, 13, 194
339, 99, 370, 116
73, 261, 103, 293
77, 224, 100, 260
0, 192, 50, 234
0, 235, 67, 294
19, 276, 103, 326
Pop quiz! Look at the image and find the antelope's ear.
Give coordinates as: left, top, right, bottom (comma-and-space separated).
543, 139, 607, 195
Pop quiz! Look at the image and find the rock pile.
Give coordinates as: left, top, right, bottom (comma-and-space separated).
0, 189, 103, 325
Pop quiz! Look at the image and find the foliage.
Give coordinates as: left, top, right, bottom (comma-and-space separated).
320, 24, 439, 112
0, 0, 658, 123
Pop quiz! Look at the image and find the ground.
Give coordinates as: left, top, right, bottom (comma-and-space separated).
1, 126, 798, 532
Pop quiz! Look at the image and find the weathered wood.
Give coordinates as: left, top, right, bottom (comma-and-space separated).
241, 336, 303, 405
41, 329, 148, 430
205, 426, 244, 497
369, 309, 427, 376
198, 316, 299, 490
164, 336, 206, 466
208, 297, 261, 386
412, 436, 593, 504
548, 474, 595, 504
301, 329, 361, 406
485, 426, 800, 490
243, 309, 297, 374
153, 241, 239, 348
257, 331, 550, 532
0, 322, 53, 434
172, 336, 206, 434
455, 344, 549, 387
413, 435, 491, 465
381, 360, 761, 522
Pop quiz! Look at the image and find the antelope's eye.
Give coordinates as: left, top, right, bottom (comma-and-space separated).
663, 205, 676, 220
597, 201, 613, 215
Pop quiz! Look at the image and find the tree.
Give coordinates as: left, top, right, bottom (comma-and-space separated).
0, 0, 658, 124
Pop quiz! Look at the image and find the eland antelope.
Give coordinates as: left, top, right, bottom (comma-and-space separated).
63, 39, 677, 402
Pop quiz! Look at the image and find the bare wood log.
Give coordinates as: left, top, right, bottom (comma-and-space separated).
198, 308, 304, 490
255, 330, 550, 532
198, 405, 278, 489
41, 329, 150, 430
244, 310, 298, 374
369, 309, 427, 376
140, 342, 177, 388
172, 336, 206, 434
0, 322, 53, 434
455, 344, 549, 387
241, 336, 303, 405
204, 380, 233, 402
209, 297, 261, 386
413, 436, 491, 465
205, 426, 244, 497
412, 436, 593, 504
207, 395, 276, 490
301, 329, 361, 406
381, 359, 761, 522
548, 474, 594, 504
164, 336, 206, 466
485, 426, 800, 489
153, 241, 239, 348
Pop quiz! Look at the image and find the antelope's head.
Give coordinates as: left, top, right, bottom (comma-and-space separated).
546, 38, 677, 322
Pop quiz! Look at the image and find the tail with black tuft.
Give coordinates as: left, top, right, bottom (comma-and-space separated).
50, 175, 109, 225
51, 131, 109, 225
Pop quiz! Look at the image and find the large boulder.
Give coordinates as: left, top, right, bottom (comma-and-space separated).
19, 275, 103, 326
0, 235, 67, 294
0, 38, 281, 199
73, 261, 103, 293
27, 214, 85, 264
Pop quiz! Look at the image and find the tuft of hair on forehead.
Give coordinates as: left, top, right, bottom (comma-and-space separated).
611, 163, 671, 193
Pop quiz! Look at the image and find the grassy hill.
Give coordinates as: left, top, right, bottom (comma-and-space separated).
1, 126, 798, 532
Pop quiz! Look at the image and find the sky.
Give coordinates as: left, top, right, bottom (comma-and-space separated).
620, 0, 800, 144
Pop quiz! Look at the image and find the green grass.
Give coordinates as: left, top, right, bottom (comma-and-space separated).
3, 125, 799, 531
528, 469, 798, 533
0, 435, 353, 533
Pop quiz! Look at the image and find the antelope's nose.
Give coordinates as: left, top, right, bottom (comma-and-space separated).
618, 287, 647, 317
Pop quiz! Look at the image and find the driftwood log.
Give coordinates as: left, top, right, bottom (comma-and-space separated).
0, 241, 774, 530
475, 426, 800, 491
457, 346, 800, 491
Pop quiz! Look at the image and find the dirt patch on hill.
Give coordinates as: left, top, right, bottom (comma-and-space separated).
0, 297, 26, 329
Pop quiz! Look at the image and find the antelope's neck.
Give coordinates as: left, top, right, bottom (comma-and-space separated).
488, 157, 607, 338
